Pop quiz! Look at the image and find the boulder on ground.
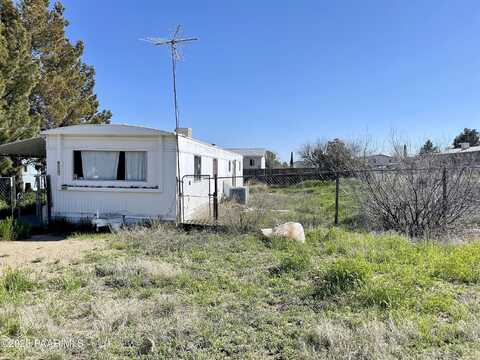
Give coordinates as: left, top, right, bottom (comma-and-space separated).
260, 222, 305, 243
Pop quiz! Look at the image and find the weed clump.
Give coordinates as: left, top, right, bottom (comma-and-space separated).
277, 251, 311, 274
313, 258, 371, 299
0, 268, 36, 304
0, 217, 31, 241
430, 242, 480, 284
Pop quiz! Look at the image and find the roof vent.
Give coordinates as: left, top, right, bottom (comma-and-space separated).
460, 142, 470, 150
177, 128, 192, 137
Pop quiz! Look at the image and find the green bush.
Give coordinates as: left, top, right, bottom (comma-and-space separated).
0, 217, 14, 241
314, 258, 371, 299
0, 217, 31, 241
15, 221, 31, 240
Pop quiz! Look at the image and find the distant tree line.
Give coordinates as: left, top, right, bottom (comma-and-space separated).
293, 128, 480, 172
0, 0, 110, 173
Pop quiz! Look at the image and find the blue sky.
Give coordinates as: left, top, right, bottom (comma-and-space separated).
62, 0, 480, 160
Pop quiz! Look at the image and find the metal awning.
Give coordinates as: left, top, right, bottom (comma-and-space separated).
0, 137, 46, 158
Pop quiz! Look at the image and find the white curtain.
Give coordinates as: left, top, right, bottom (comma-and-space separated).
81, 151, 119, 180
126, 151, 147, 181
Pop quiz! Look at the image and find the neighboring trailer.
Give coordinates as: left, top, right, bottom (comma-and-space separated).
42, 124, 242, 223
227, 148, 267, 170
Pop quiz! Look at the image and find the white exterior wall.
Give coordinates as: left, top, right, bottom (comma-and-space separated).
178, 136, 243, 221
44, 126, 243, 223
46, 134, 177, 221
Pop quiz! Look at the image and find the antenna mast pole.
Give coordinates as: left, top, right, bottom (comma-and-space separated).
142, 25, 198, 225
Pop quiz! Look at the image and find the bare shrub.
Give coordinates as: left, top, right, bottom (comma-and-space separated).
355, 156, 480, 238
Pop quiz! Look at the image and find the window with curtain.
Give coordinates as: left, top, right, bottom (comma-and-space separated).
126, 151, 147, 181
73, 151, 147, 181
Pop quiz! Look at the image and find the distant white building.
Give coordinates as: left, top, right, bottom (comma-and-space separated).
365, 154, 395, 168
438, 142, 480, 164
228, 148, 266, 169
21, 160, 39, 192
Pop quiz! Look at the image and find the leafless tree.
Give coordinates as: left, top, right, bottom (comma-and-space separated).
355, 155, 480, 238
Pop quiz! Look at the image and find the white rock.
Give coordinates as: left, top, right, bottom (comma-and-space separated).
260, 222, 305, 243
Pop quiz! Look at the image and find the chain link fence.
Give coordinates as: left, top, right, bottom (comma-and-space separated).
0, 177, 15, 218
183, 166, 480, 237
0, 175, 50, 225
217, 172, 360, 230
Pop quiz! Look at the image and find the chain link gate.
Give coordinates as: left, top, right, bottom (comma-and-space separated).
0, 177, 15, 218
180, 175, 214, 223
16, 174, 49, 226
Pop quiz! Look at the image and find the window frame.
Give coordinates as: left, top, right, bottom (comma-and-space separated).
194, 155, 202, 182
72, 150, 148, 182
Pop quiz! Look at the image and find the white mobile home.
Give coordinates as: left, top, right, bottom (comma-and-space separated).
37, 124, 242, 222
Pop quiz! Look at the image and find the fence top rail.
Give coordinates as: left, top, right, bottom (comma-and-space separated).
181, 174, 212, 182
179, 165, 480, 183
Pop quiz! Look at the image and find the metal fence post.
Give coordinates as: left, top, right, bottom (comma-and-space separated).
213, 174, 218, 221
334, 174, 340, 226
10, 176, 15, 218
35, 175, 42, 221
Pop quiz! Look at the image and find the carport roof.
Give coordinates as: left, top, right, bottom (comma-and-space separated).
0, 137, 46, 158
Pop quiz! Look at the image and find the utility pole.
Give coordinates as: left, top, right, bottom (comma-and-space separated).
142, 25, 198, 224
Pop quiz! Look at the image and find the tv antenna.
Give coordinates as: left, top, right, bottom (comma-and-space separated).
141, 25, 198, 132
142, 25, 198, 224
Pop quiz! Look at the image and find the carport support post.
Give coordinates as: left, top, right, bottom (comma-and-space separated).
46, 175, 52, 224
334, 174, 340, 226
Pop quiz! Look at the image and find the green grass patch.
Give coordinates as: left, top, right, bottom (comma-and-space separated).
0, 268, 36, 304
48, 271, 87, 293
313, 258, 371, 299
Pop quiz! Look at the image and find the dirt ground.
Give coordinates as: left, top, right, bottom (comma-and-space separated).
0, 235, 101, 270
